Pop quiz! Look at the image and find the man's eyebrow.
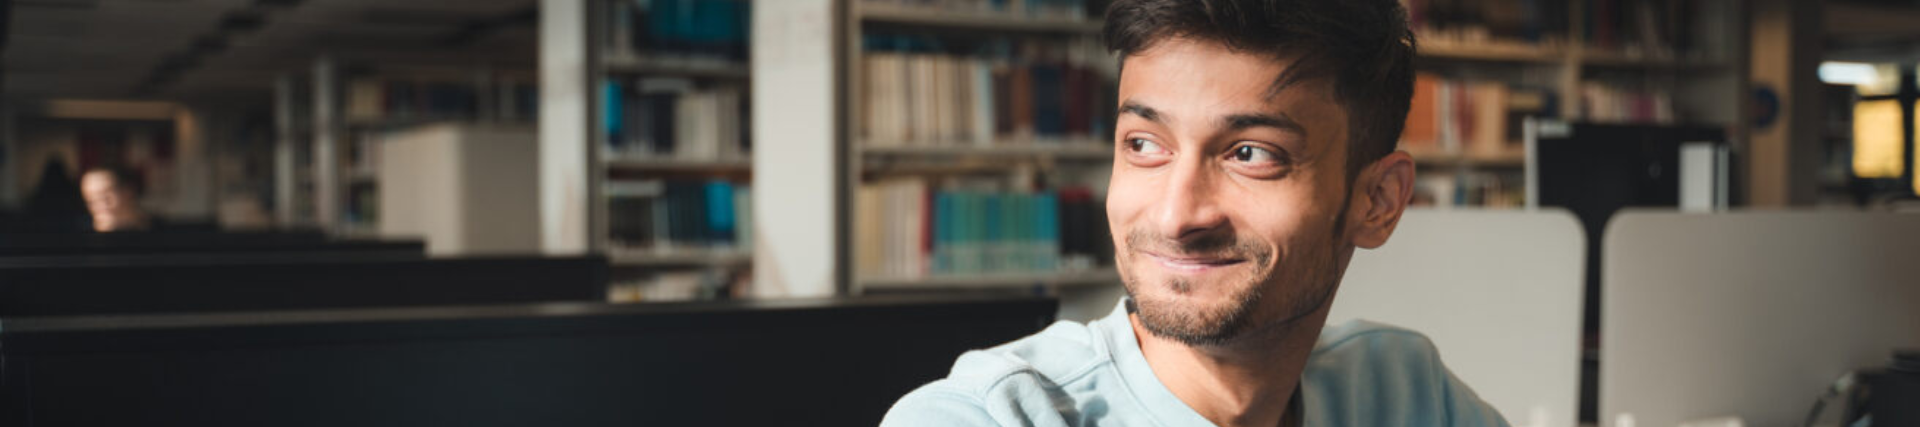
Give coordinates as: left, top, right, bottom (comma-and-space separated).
1223, 112, 1306, 136
1118, 101, 1162, 123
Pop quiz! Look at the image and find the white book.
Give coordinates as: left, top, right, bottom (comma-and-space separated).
713, 86, 743, 159
933, 55, 953, 144
971, 60, 996, 147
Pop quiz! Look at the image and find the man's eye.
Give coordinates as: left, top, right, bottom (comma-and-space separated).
1231, 145, 1283, 164
1127, 138, 1168, 155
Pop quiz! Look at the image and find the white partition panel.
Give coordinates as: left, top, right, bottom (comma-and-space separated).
1602, 211, 1920, 427
1329, 209, 1586, 427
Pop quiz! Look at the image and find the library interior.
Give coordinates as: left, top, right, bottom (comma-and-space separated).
0, 0, 1915, 425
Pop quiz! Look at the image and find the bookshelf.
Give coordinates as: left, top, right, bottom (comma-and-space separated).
840, 0, 1121, 295
584, 0, 756, 300
1403, 0, 1748, 209
272, 58, 538, 236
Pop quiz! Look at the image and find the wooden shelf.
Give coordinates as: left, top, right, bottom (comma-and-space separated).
1577, 50, 1729, 70
858, 268, 1121, 290
857, 4, 1102, 34
859, 140, 1113, 159
608, 247, 752, 267
1419, 40, 1566, 64
345, 115, 476, 129
604, 156, 753, 173
1406, 146, 1527, 168
602, 55, 750, 79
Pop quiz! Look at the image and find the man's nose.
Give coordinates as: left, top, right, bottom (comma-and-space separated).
1153, 155, 1228, 241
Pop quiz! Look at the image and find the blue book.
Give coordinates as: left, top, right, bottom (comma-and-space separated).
1031, 64, 1066, 137
1036, 193, 1060, 272
705, 180, 736, 245
603, 81, 625, 149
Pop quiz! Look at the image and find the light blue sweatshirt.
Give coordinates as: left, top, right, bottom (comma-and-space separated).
883, 299, 1510, 426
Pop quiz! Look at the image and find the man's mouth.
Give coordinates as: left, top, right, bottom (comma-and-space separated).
1141, 251, 1246, 274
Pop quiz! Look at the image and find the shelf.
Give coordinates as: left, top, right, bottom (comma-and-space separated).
604, 156, 753, 173
1419, 40, 1566, 64
1577, 50, 1729, 70
602, 55, 750, 79
1406, 146, 1527, 168
857, 4, 1102, 34
860, 140, 1113, 159
858, 268, 1121, 290
344, 115, 477, 130
608, 247, 752, 267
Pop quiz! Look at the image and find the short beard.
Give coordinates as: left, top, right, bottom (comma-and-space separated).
1121, 195, 1352, 348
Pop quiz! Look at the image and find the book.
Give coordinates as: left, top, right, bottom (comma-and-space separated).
610, 0, 750, 66
856, 180, 1108, 279
1402, 74, 1551, 154
858, 36, 1116, 146
603, 77, 749, 160
608, 178, 751, 251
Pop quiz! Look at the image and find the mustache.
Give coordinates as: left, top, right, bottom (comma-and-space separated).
1126, 227, 1270, 260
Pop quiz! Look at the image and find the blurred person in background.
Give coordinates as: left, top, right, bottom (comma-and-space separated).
20, 158, 92, 233
81, 165, 154, 232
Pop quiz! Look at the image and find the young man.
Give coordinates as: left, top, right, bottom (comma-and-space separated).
883, 0, 1508, 426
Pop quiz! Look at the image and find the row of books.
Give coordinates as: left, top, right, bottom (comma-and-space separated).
1407, 0, 1734, 60
856, 179, 1110, 279
607, 179, 753, 250
1415, 171, 1525, 209
1404, 0, 1569, 45
605, 0, 749, 66
602, 78, 749, 160
1577, 81, 1674, 124
860, 49, 1114, 146
1404, 73, 1551, 154
1581, 0, 1722, 58
860, 0, 1092, 19
345, 79, 539, 123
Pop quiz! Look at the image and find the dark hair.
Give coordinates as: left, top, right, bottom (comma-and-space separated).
85, 164, 146, 197
1104, 0, 1416, 180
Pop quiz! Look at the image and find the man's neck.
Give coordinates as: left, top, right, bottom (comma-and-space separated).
1130, 307, 1330, 427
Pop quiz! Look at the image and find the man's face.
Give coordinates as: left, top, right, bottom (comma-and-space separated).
81, 171, 139, 232
1108, 38, 1356, 347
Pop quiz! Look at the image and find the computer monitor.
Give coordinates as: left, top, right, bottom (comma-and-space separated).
0, 295, 1057, 425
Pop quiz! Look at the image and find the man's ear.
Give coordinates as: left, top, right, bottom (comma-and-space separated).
1348, 150, 1415, 249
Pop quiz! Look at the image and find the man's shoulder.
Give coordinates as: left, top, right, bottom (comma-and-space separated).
881, 319, 1114, 426
1306, 319, 1510, 427
914, 318, 1110, 395
1312, 319, 1445, 361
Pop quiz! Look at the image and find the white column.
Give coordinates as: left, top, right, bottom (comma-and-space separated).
751, 0, 840, 298
312, 57, 341, 228
169, 107, 213, 218
273, 75, 299, 226
539, 0, 593, 254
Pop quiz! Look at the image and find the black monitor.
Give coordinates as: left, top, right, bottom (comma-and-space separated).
1536, 122, 1727, 329
0, 295, 1058, 426
0, 256, 608, 316
1534, 122, 1727, 421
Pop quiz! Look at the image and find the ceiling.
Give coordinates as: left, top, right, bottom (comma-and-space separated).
2, 0, 537, 106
